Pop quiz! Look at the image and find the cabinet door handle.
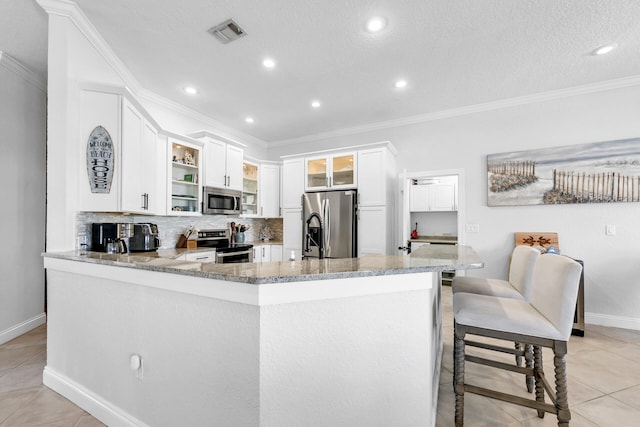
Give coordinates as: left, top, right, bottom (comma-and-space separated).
261, 206, 263, 216
262, 246, 265, 257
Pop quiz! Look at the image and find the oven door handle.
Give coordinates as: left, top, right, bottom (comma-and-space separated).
216, 249, 252, 260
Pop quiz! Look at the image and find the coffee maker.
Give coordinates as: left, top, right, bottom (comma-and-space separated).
128, 223, 160, 252
90, 223, 133, 253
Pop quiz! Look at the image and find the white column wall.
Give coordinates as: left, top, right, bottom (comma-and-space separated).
0, 53, 47, 343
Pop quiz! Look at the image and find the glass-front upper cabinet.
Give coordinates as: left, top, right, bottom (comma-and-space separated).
305, 152, 356, 191
242, 161, 259, 215
169, 138, 202, 215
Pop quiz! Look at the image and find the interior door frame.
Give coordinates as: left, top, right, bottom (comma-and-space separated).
397, 167, 466, 259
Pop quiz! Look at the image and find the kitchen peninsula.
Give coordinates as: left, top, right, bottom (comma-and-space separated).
42, 245, 482, 427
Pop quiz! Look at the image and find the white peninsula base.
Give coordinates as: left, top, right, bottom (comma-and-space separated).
43, 257, 444, 427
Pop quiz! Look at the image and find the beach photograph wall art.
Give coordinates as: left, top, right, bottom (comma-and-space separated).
487, 138, 640, 207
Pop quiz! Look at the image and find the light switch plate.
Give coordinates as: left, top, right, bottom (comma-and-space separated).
465, 223, 480, 233
605, 225, 616, 236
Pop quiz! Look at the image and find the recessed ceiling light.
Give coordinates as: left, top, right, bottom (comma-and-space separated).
394, 80, 407, 89
366, 17, 386, 33
592, 43, 619, 56
245, 117, 254, 124
311, 100, 321, 108
262, 58, 276, 68
184, 86, 198, 95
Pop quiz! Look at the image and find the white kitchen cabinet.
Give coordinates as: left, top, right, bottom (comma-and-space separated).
78, 88, 161, 214
202, 138, 243, 191
305, 152, 357, 191
243, 161, 281, 217
270, 244, 283, 262
282, 158, 305, 209
409, 180, 457, 212
260, 164, 280, 217
242, 161, 259, 215
357, 146, 395, 206
356, 144, 397, 256
358, 206, 388, 256
121, 97, 158, 214
252, 244, 283, 263
283, 208, 303, 261
183, 251, 216, 263
168, 138, 202, 215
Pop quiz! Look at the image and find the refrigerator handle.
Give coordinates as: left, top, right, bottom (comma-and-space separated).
323, 198, 330, 254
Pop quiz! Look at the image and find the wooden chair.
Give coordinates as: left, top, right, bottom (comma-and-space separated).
453, 254, 583, 427
452, 244, 541, 390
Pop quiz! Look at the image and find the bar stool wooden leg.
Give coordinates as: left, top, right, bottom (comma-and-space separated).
525, 344, 534, 393
454, 328, 466, 427
554, 344, 571, 427
515, 342, 522, 366
533, 345, 545, 418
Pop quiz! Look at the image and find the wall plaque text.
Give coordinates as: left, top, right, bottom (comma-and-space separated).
86, 126, 114, 193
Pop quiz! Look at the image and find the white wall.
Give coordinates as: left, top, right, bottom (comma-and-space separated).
0, 52, 47, 343
269, 83, 640, 330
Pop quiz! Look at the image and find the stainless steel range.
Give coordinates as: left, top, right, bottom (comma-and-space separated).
195, 229, 253, 263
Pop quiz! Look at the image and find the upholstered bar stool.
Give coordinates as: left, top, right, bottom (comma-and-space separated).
452, 254, 583, 427
452, 245, 540, 390
452, 245, 540, 299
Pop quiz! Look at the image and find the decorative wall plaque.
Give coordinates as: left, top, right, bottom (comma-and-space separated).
86, 126, 114, 193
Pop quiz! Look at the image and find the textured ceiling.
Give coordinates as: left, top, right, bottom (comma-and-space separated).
4, 1, 640, 144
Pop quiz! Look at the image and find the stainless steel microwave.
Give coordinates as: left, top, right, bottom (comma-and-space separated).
202, 186, 242, 215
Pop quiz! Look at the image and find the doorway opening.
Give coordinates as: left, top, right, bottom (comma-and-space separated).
398, 168, 465, 254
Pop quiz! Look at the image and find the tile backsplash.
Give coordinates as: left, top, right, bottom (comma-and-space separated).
76, 212, 283, 249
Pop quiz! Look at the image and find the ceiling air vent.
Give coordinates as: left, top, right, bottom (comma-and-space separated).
208, 19, 247, 44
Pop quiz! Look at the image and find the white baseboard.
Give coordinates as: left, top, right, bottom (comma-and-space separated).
43, 367, 148, 427
0, 313, 46, 345
585, 312, 640, 331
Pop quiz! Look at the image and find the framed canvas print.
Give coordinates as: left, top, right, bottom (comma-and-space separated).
487, 138, 640, 206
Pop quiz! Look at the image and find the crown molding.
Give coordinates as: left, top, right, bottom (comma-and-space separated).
0, 51, 46, 92
270, 74, 640, 148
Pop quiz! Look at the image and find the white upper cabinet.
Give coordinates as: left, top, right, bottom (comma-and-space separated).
202, 138, 243, 191
409, 178, 457, 212
260, 163, 281, 217
78, 87, 161, 214
242, 161, 259, 216
282, 158, 305, 209
305, 152, 357, 191
357, 147, 394, 206
242, 161, 281, 217
168, 137, 202, 215
121, 98, 159, 214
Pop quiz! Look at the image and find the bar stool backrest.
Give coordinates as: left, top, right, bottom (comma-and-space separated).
508, 245, 541, 300
529, 254, 583, 341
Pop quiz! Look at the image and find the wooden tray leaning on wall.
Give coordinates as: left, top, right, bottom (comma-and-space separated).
514, 232, 559, 251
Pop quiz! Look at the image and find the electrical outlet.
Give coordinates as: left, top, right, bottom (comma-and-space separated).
465, 223, 480, 233
605, 225, 616, 236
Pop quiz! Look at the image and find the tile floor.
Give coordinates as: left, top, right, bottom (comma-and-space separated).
1, 287, 639, 426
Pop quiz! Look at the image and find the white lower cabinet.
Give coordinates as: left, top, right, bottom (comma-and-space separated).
182, 251, 216, 263
357, 206, 388, 256
283, 208, 303, 261
252, 244, 283, 263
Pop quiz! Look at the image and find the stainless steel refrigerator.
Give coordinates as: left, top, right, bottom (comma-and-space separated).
302, 190, 357, 259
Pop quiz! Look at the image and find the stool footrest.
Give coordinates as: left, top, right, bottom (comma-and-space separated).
466, 339, 525, 356
464, 383, 557, 415
466, 354, 533, 376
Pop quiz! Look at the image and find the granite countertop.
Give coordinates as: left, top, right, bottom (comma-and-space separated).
43, 244, 482, 285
